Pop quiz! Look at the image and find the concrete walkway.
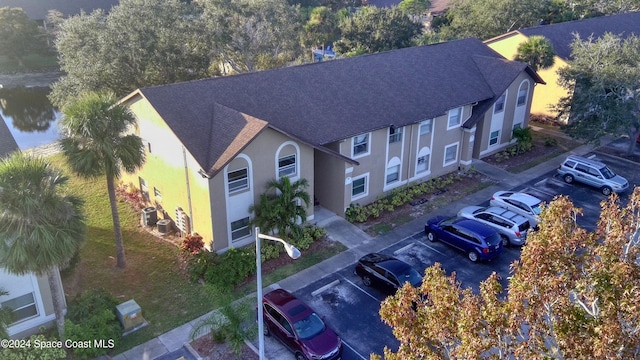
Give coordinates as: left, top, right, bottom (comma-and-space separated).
112, 134, 606, 360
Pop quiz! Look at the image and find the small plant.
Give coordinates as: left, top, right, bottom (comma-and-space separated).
544, 137, 558, 146
181, 233, 205, 255
0, 332, 66, 360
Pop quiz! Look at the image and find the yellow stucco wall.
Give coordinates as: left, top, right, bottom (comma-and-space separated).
487, 33, 570, 118
121, 96, 215, 248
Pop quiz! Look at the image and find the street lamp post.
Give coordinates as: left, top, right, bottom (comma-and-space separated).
255, 226, 301, 360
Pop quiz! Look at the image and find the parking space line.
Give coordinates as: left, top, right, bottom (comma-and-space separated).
414, 240, 447, 255
342, 339, 368, 360
393, 243, 415, 255
341, 277, 381, 302
311, 279, 341, 297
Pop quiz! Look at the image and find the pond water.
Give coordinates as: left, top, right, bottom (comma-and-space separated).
0, 86, 61, 150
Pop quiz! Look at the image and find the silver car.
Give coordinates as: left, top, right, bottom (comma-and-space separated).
557, 155, 629, 196
489, 191, 542, 228
458, 206, 530, 246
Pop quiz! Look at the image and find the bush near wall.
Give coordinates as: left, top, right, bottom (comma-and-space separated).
345, 170, 476, 223
186, 225, 326, 290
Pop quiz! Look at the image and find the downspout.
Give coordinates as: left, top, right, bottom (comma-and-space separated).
183, 146, 194, 231
459, 106, 474, 170
407, 124, 414, 181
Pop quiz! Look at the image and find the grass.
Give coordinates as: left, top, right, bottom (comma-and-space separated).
0, 54, 59, 73
46, 153, 345, 355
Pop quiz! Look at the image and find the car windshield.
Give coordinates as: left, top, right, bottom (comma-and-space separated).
531, 203, 542, 215
600, 166, 615, 179
293, 312, 326, 340
397, 267, 423, 287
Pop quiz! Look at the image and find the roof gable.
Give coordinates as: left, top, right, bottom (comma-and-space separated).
519, 12, 640, 60
136, 38, 536, 173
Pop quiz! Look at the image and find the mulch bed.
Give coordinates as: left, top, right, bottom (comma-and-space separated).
190, 335, 259, 360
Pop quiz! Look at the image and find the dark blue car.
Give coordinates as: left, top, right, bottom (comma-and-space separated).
425, 216, 503, 262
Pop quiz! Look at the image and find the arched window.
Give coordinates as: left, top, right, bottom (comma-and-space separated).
416, 147, 431, 174
386, 157, 401, 184
517, 81, 530, 107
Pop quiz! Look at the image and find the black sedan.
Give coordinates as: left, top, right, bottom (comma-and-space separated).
354, 253, 422, 294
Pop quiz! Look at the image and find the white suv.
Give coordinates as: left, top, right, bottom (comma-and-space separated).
457, 206, 530, 247
489, 191, 542, 228
557, 155, 628, 196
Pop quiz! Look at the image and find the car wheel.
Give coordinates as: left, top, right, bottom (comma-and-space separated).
563, 174, 574, 184
500, 235, 510, 248
426, 230, 437, 242
601, 186, 612, 196
468, 251, 479, 262
295, 353, 307, 360
362, 275, 372, 287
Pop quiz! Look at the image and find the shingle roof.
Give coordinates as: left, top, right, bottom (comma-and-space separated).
0, 0, 119, 20
133, 38, 538, 176
518, 12, 640, 60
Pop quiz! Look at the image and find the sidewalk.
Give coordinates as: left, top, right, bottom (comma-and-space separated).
112, 136, 604, 360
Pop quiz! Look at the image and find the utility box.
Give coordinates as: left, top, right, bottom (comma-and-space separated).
116, 299, 146, 332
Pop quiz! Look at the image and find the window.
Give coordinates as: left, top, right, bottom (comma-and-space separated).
489, 130, 500, 146
352, 134, 369, 157
228, 168, 249, 193
153, 187, 162, 201
278, 154, 296, 178
1, 292, 37, 324
419, 119, 432, 136
417, 154, 430, 173
448, 107, 462, 128
351, 175, 368, 199
494, 94, 505, 113
388, 126, 402, 144
386, 165, 400, 184
513, 123, 522, 132
444, 143, 458, 166
139, 177, 149, 201
230, 217, 251, 240
517, 82, 529, 106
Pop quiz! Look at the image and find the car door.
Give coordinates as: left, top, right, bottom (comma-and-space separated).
574, 163, 597, 186
384, 271, 400, 292
264, 304, 298, 352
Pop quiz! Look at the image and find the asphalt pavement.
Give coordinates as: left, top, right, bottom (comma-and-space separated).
112, 132, 625, 360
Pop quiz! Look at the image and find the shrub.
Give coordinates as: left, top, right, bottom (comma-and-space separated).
187, 250, 219, 283
0, 333, 66, 360
64, 289, 122, 359
204, 247, 256, 290
181, 233, 205, 255
544, 137, 558, 146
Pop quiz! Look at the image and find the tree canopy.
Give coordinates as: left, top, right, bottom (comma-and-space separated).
375, 188, 640, 359
0, 7, 48, 68
556, 33, 640, 154
335, 6, 423, 56
50, 0, 210, 108
514, 35, 556, 72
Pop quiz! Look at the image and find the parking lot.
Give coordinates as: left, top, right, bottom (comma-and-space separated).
282, 150, 640, 360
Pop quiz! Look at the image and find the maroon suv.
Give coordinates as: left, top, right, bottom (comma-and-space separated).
262, 288, 342, 360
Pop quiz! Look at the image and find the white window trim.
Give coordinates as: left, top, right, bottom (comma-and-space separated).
489, 130, 500, 147
275, 141, 300, 180
227, 167, 249, 194
351, 173, 369, 201
352, 133, 371, 158
443, 142, 459, 167
447, 107, 463, 130
517, 80, 530, 107
277, 154, 296, 178
388, 126, 403, 144
415, 147, 431, 176
494, 93, 506, 114
230, 217, 251, 242
419, 119, 433, 136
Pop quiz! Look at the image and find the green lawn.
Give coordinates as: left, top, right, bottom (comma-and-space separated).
48, 153, 344, 355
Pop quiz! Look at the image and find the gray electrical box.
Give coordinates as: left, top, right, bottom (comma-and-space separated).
116, 299, 145, 332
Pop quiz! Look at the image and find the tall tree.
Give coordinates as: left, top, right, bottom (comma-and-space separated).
440, 0, 550, 40
50, 0, 210, 108
398, 0, 431, 16
200, 0, 303, 73
556, 33, 640, 155
514, 35, 556, 72
335, 6, 423, 55
375, 189, 640, 359
0, 153, 85, 339
60, 92, 145, 268
0, 7, 48, 68
250, 176, 311, 237
303, 6, 339, 57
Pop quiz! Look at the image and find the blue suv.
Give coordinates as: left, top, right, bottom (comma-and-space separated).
425, 216, 503, 262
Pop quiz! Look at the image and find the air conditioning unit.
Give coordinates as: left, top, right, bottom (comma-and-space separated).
157, 219, 172, 234
141, 207, 157, 226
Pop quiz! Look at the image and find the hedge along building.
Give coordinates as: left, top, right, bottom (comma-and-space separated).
119, 38, 544, 252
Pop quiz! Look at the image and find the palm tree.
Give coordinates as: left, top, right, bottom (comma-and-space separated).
60, 92, 145, 268
0, 152, 85, 339
250, 177, 311, 237
514, 35, 556, 72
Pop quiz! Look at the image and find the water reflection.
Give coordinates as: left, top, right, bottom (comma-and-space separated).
0, 86, 60, 149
